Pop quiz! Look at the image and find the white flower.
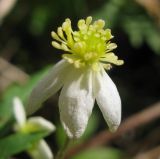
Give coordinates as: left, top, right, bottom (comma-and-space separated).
27, 16, 124, 138
13, 97, 55, 159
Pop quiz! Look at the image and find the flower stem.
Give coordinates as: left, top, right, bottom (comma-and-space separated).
55, 138, 71, 159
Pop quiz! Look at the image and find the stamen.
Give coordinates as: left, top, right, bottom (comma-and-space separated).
51, 16, 124, 70
86, 16, 92, 26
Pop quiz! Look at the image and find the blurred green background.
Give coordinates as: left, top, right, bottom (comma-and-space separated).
0, 0, 160, 158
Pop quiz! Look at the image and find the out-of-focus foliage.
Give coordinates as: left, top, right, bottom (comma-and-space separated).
0, 132, 47, 158
0, 66, 51, 130
94, 0, 160, 54
0, 66, 54, 158
71, 147, 127, 159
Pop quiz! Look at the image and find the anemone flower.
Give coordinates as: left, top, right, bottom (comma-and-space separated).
13, 97, 55, 159
28, 16, 124, 138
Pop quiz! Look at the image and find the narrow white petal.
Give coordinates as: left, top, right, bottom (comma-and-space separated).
28, 140, 54, 159
13, 97, 26, 127
27, 60, 70, 115
27, 117, 56, 133
94, 67, 121, 132
59, 68, 95, 138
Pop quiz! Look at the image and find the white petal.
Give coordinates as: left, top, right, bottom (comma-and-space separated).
27, 117, 56, 133
28, 140, 54, 159
94, 67, 121, 132
13, 97, 26, 127
59, 68, 95, 138
27, 60, 70, 115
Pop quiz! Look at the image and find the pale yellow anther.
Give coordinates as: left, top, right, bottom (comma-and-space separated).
51, 31, 62, 42
62, 18, 72, 32
66, 18, 71, 24
78, 19, 85, 26
61, 43, 70, 51
94, 33, 100, 38
73, 31, 80, 36
101, 53, 124, 66
78, 19, 87, 31
61, 20, 73, 47
101, 37, 107, 41
95, 19, 105, 29
57, 27, 66, 40
103, 64, 112, 70
73, 42, 86, 54
106, 43, 117, 52
51, 31, 56, 38
73, 37, 80, 42
51, 41, 61, 49
86, 16, 92, 26
105, 29, 113, 40
116, 60, 124, 65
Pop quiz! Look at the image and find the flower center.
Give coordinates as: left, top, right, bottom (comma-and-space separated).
51, 16, 124, 71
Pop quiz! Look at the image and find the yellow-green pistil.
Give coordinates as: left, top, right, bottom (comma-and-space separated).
51, 16, 124, 71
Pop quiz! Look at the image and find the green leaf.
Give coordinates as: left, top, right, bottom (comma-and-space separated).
145, 26, 160, 55
71, 147, 127, 159
0, 131, 47, 158
55, 123, 67, 148
93, 0, 127, 28
29, 6, 50, 35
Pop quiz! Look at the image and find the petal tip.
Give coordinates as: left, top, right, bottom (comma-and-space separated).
62, 122, 84, 139
27, 117, 56, 133
109, 124, 119, 133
